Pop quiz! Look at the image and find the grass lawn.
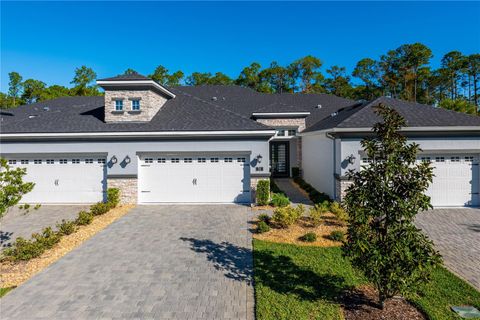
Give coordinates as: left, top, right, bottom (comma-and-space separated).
0, 287, 14, 298
253, 239, 480, 320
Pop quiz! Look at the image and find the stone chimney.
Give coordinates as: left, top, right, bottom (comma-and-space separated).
96, 73, 175, 123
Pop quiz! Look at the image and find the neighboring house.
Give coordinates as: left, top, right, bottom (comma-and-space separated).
1, 73, 479, 207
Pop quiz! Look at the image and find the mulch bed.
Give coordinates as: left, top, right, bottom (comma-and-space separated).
342, 285, 425, 320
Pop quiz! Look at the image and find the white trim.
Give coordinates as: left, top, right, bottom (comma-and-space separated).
300, 126, 480, 136
96, 80, 176, 98
0, 130, 276, 140
252, 112, 310, 118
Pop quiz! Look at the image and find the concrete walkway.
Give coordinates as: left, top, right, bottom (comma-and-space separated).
0, 205, 254, 320
415, 208, 480, 290
274, 178, 313, 206
1, 205, 89, 250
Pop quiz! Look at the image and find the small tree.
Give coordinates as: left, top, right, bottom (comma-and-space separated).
342, 104, 442, 308
0, 158, 35, 218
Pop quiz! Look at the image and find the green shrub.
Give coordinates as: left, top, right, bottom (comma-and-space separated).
33, 227, 61, 250
328, 230, 345, 242
76, 210, 93, 225
309, 201, 329, 226
56, 219, 76, 235
3, 237, 45, 261
257, 221, 271, 233
34, 204, 41, 210
90, 202, 109, 216
292, 167, 300, 178
257, 213, 271, 224
330, 202, 348, 222
270, 193, 290, 207
256, 180, 270, 206
107, 188, 120, 208
299, 232, 317, 242
272, 205, 304, 228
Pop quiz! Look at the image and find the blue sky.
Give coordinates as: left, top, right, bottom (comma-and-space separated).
1, 1, 479, 91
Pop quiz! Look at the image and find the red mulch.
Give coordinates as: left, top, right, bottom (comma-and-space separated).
342, 285, 425, 320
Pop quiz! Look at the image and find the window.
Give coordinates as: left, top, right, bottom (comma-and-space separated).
144, 158, 153, 164
34, 159, 42, 164
85, 159, 93, 164
183, 158, 193, 163
198, 158, 206, 163
72, 159, 80, 164
288, 129, 296, 136
210, 157, 219, 163
361, 157, 372, 164
46, 159, 55, 164
237, 157, 246, 163
114, 100, 123, 111
435, 156, 445, 162
465, 156, 474, 162
276, 129, 285, 136
451, 156, 460, 162
20, 160, 29, 164
171, 158, 180, 163
8, 159, 16, 165
421, 157, 431, 163
131, 99, 140, 111
97, 159, 106, 164
224, 158, 233, 163
157, 158, 166, 163
59, 159, 68, 164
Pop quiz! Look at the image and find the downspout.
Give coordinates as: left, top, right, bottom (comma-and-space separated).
325, 131, 337, 200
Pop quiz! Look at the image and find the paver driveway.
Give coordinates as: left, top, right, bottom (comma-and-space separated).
0, 205, 254, 319
415, 208, 480, 290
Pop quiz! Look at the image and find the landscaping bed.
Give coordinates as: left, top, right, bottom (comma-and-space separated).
253, 240, 480, 320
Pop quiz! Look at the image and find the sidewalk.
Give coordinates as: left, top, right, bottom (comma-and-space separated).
273, 178, 313, 206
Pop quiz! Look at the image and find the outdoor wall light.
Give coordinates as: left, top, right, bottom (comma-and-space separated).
124, 155, 131, 164
256, 154, 263, 163
347, 154, 356, 165
111, 156, 118, 164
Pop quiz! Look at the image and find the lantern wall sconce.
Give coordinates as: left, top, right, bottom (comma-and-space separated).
347, 154, 356, 165
110, 156, 118, 164
124, 155, 131, 164
256, 154, 263, 163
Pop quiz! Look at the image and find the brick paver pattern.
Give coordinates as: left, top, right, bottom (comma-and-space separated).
1, 205, 89, 250
415, 208, 480, 290
0, 205, 254, 319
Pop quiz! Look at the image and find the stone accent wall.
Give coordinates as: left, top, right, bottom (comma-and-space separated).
250, 177, 269, 203
335, 178, 353, 202
107, 177, 138, 204
256, 118, 306, 132
104, 89, 168, 122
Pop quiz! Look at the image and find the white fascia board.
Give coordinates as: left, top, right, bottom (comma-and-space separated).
96, 80, 176, 98
252, 112, 311, 118
0, 130, 276, 140
300, 126, 480, 136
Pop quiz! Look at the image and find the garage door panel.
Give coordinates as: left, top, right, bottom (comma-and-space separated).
138, 154, 251, 203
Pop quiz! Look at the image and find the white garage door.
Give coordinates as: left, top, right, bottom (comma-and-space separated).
6, 156, 106, 204
419, 155, 479, 207
138, 154, 251, 203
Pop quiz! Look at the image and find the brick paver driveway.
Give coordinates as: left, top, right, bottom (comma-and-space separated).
0, 205, 254, 319
415, 208, 480, 290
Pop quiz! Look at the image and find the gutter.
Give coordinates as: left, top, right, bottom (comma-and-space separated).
300, 126, 480, 136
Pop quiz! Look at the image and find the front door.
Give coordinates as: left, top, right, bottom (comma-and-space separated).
270, 141, 290, 177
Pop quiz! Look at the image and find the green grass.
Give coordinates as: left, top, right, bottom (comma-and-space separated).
253, 239, 367, 320
0, 287, 14, 298
253, 240, 480, 320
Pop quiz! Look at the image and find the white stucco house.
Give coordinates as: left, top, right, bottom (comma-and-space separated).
1, 73, 479, 207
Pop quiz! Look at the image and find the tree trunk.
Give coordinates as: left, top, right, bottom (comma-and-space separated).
474, 74, 478, 107
378, 291, 387, 310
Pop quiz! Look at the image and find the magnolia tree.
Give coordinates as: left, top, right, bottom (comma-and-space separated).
0, 158, 35, 218
342, 104, 442, 308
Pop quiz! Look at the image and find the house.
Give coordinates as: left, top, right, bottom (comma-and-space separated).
1, 73, 479, 207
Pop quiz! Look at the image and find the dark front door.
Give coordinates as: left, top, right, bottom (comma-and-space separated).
270, 141, 290, 177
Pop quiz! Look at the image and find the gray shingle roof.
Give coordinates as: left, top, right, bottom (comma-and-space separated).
304, 96, 480, 133
97, 73, 151, 81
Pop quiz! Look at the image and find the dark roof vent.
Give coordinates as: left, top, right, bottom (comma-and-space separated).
330, 112, 338, 117
316, 104, 322, 109
212, 96, 218, 101
43, 106, 50, 111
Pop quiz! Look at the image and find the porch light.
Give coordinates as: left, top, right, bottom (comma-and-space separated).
124, 155, 131, 164
347, 154, 356, 165
111, 156, 118, 164
256, 154, 263, 163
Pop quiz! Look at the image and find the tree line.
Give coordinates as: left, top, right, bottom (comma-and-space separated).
2, 43, 479, 115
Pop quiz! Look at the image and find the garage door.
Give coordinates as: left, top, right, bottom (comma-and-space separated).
419, 155, 479, 207
6, 156, 106, 204
138, 154, 251, 203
